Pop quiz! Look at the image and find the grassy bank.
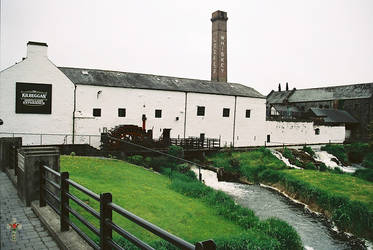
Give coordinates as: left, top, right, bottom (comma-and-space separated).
208, 148, 373, 241
61, 155, 303, 249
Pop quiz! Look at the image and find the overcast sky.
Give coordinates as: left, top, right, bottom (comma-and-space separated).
1, 0, 373, 95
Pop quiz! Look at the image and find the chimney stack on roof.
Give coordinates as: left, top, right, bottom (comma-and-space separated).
278, 83, 281, 92
211, 10, 228, 82
27, 41, 48, 58
286, 82, 289, 91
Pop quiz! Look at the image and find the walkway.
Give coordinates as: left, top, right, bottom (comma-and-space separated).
0, 172, 60, 250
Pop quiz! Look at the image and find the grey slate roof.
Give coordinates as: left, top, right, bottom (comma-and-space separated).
309, 108, 358, 123
267, 83, 373, 104
267, 91, 293, 104
272, 104, 300, 113
58, 67, 265, 98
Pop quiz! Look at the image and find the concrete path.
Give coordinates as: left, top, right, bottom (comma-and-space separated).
0, 172, 60, 250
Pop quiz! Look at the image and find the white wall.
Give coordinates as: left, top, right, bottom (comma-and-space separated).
265, 121, 345, 146
74, 85, 186, 146
75, 86, 267, 148
235, 97, 266, 147
0, 44, 75, 145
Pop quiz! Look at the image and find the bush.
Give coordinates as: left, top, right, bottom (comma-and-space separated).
149, 156, 169, 172
229, 158, 240, 172
303, 162, 316, 170
332, 167, 344, 174
353, 169, 373, 182
127, 155, 143, 166
70, 151, 76, 156
214, 230, 281, 250
319, 163, 327, 172
258, 218, 302, 250
144, 156, 152, 168
302, 146, 315, 157
345, 143, 370, 163
282, 148, 294, 161
321, 144, 348, 164
362, 153, 373, 169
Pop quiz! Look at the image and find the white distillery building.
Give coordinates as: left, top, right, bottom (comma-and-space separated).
0, 41, 267, 148
0, 11, 345, 148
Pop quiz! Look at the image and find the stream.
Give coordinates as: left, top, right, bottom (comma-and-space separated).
192, 167, 361, 250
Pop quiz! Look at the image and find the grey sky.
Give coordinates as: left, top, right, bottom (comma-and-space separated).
1, 0, 373, 95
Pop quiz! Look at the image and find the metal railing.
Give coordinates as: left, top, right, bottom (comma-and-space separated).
0, 132, 101, 147
39, 165, 216, 250
170, 138, 220, 150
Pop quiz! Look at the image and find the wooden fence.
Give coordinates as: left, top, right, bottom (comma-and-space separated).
39, 165, 216, 250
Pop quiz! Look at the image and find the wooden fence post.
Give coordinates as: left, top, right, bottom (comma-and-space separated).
39, 164, 46, 207
60, 172, 69, 232
100, 193, 112, 250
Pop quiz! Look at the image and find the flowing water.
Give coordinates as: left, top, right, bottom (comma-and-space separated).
192, 167, 358, 250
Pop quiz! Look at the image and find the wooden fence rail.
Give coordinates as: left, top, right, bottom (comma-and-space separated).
39, 165, 216, 250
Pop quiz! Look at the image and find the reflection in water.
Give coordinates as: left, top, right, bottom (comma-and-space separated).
192, 167, 353, 250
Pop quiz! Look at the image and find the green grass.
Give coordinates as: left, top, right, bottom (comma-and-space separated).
208, 149, 373, 240
60, 156, 244, 244
282, 170, 373, 211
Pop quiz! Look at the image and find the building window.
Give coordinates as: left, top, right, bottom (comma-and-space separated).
197, 106, 205, 116
155, 109, 162, 118
223, 108, 230, 117
245, 109, 251, 118
93, 108, 101, 117
315, 128, 320, 135
267, 134, 271, 143
118, 108, 126, 117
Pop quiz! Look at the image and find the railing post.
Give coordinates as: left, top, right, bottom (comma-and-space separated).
39, 164, 46, 207
100, 192, 112, 250
60, 172, 69, 232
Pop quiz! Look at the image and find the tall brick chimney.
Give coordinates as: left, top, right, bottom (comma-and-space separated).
211, 10, 228, 82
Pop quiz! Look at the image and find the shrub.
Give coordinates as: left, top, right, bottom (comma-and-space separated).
321, 144, 348, 164
346, 143, 370, 163
214, 230, 281, 250
303, 162, 316, 170
362, 153, 373, 169
229, 158, 240, 172
302, 146, 315, 157
333, 167, 344, 174
258, 218, 302, 250
70, 151, 76, 156
127, 155, 143, 166
294, 159, 303, 168
353, 169, 373, 182
282, 147, 294, 161
149, 156, 169, 172
319, 163, 327, 172
144, 156, 152, 168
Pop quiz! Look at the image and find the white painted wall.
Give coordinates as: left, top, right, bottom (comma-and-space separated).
235, 97, 266, 147
0, 44, 75, 145
74, 85, 186, 147
265, 121, 345, 146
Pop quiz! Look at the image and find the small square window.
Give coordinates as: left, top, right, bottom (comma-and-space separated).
245, 109, 251, 118
315, 128, 320, 135
197, 106, 205, 116
223, 108, 230, 117
93, 108, 101, 117
155, 109, 162, 118
118, 108, 126, 117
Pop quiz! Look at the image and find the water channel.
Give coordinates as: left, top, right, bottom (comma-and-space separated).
192, 167, 360, 250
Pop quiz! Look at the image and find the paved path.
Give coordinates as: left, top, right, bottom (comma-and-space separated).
0, 172, 60, 250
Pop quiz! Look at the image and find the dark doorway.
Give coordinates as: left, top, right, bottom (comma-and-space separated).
267, 134, 271, 143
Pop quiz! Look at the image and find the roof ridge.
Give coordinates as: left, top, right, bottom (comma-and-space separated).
57, 66, 254, 87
